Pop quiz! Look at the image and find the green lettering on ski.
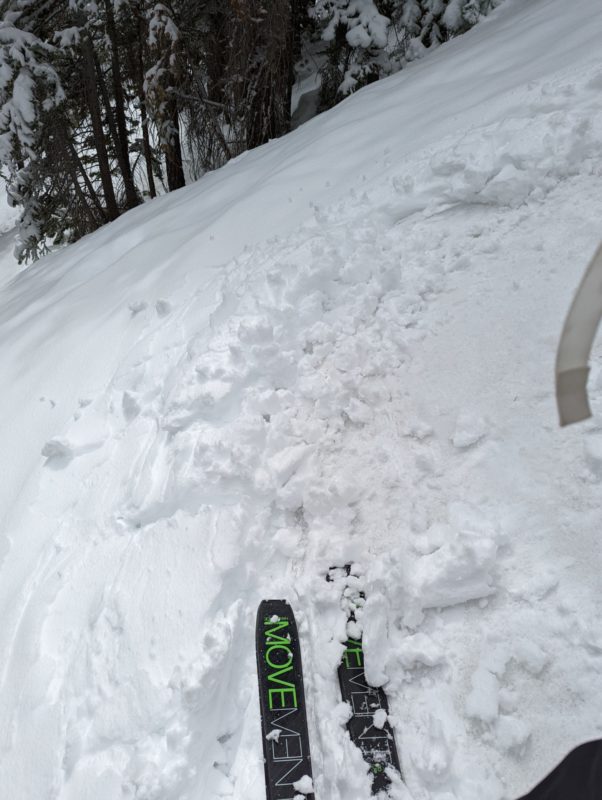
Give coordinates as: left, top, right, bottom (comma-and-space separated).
268, 681, 298, 709
343, 638, 363, 668
266, 643, 293, 667
264, 616, 298, 710
263, 618, 289, 643
267, 662, 294, 684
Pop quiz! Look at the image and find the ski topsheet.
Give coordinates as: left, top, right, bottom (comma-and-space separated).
256, 599, 315, 800
329, 567, 401, 794
339, 632, 401, 793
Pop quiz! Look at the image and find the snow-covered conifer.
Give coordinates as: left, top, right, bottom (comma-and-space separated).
313, 0, 504, 108
312, 0, 392, 108
401, 0, 503, 59
0, 12, 65, 260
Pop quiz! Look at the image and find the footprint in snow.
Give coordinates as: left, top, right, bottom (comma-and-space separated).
128, 300, 148, 316
155, 299, 172, 317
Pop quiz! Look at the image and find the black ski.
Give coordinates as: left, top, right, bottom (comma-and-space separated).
256, 599, 315, 800
328, 567, 401, 794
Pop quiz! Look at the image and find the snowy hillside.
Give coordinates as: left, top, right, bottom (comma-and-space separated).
1, 0, 602, 798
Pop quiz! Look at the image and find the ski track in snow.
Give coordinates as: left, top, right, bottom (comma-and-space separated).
1, 1, 602, 798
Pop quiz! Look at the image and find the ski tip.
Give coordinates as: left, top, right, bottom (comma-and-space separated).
257, 598, 291, 613
256, 599, 294, 628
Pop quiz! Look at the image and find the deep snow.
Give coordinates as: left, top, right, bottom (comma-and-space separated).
1, 0, 602, 798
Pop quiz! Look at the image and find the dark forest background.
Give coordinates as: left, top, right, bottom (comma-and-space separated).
0, 0, 501, 262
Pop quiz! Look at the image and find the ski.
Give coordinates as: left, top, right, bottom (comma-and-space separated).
328, 566, 402, 794
256, 599, 315, 800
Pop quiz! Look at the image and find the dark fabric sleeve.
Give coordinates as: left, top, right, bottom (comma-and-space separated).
516, 740, 602, 800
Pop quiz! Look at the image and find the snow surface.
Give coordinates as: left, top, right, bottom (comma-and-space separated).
1, 0, 602, 798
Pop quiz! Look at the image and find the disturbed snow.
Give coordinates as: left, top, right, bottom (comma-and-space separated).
1, 0, 602, 798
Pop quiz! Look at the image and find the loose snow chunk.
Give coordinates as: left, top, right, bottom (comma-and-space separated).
451, 412, 489, 449
333, 701, 353, 726
479, 163, 535, 207
373, 709, 387, 729
345, 397, 372, 424
266, 729, 282, 742
513, 640, 549, 675
41, 424, 106, 462
495, 715, 531, 756
292, 775, 314, 795
128, 300, 148, 315
414, 527, 498, 610
269, 444, 312, 485
508, 566, 560, 602
413, 522, 454, 556
398, 632, 446, 669
362, 592, 390, 687
41, 438, 73, 460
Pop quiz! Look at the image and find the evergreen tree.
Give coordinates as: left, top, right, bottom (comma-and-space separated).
0, 0, 504, 263
0, 0, 149, 260
145, 1, 186, 190
0, 10, 68, 260
401, 0, 501, 58
312, 0, 391, 110
312, 0, 503, 108
185, 0, 306, 175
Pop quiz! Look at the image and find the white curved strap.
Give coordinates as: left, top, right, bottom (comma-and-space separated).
556, 243, 602, 426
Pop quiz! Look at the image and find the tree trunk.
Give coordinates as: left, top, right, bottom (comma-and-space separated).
206, 9, 229, 107
66, 157, 100, 231
165, 98, 185, 191
80, 34, 119, 221
136, 14, 157, 198
286, 0, 299, 130
139, 104, 157, 199
66, 138, 107, 223
246, 1, 292, 149
103, 0, 139, 209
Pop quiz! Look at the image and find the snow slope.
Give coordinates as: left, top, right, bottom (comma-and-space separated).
1, 0, 602, 798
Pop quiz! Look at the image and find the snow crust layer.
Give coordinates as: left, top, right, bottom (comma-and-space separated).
1, 0, 602, 798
